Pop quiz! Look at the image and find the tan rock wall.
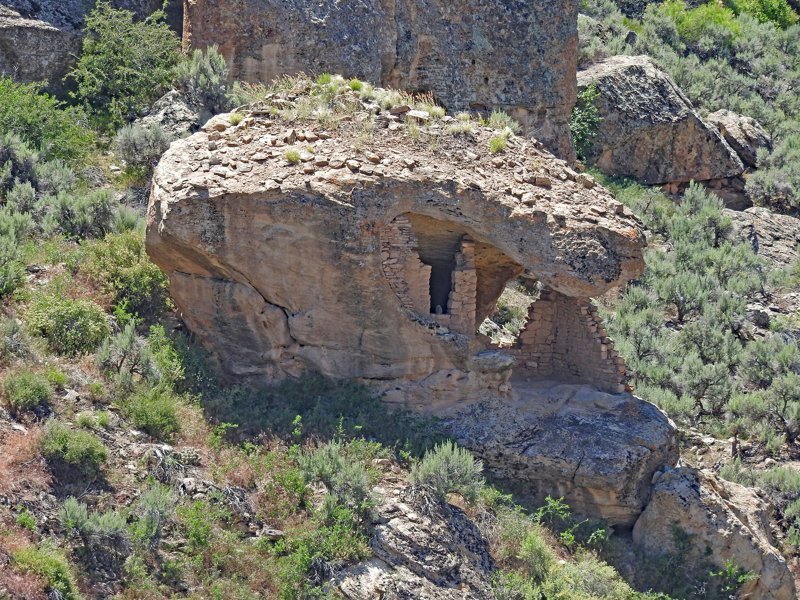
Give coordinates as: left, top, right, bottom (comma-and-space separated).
514, 289, 627, 393
182, 0, 579, 158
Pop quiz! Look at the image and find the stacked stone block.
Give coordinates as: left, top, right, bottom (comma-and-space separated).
380, 216, 431, 316
514, 288, 628, 393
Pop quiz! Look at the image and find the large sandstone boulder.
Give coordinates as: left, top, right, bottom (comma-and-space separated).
633, 467, 796, 600
707, 109, 772, 169
577, 56, 744, 185
183, 0, 578, 159
725, 206, 800, 267
441, 381, 678, 527
337, 486, 494, 599
146, 81, 645, 406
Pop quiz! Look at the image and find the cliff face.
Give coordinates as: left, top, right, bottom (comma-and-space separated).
183, 0, 579, 159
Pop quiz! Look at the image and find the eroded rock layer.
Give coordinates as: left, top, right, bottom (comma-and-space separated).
146, 85, 645, 404
182, 0, 579, 158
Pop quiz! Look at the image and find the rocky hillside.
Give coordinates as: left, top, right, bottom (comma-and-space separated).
0, 0, 800, 598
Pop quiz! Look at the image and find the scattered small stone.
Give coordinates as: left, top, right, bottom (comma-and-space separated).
390, 105, 411, 115
346, 159, 361, 171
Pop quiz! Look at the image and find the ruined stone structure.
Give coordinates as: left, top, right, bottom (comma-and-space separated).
182, 0, 578, 159
512, 289, 628, 392
146, 82, 674, 525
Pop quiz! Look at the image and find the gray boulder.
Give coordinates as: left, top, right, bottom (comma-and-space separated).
577, 55, 744, 185
724, 206, 800, 267
135, 90, 205, 139
439, 380, 679, 527
707, 109, 771, 169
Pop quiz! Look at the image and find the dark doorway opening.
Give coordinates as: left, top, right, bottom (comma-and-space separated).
429, 256, 456, 314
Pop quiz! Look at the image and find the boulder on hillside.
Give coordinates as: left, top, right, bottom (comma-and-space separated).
577, 55, 744, 185
0, 7, 80, 88
633, 467, 796, 600
146, 81, 646, 407
337, 486, 495, 599
724, 206, 800, 267
707, 109, 771, 169
441, 381, 679, 527
135, 90, 205, 139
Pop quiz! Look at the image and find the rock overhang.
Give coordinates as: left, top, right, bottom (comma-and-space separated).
146, 78, 646, 394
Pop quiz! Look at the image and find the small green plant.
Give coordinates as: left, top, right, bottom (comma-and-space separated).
175, 45, 232, 114
348, 78, 364, 92
15, 508, 36, 531
284, 149, 301, 165
25, 291, 110, 356
229, 112, 243, 126
76, 412, 97, 429
40, 420, 108, 475
487, 110, 521, 134
488, 135, 508, 154
60, 497, 89, 531
114, 123, 173, 170
534, 496, 571, 526
178, 500, 227, 552
571, 83, 602, 161
121, 385, 181, 440
133, 482, 174, 544
2, 371, 52, 416
96, 410, 111, 429
410, 441, 484, 502
12, 543, 80, 600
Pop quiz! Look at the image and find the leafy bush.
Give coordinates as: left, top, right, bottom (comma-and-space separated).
41, 420, 108, 474
487, 110, 521, 135
571, 83, 603, 160
81, 231, 169, 317
97, 321, 160, 389
12, 543, 80, 600
40, 189, 115, 240
115, 123, 173, 169
175, 45, 232, 115
133, 482, 174, 544
489, 135, 508, 153
25, 292, 110, 356
299, 440, 375, 521
0, 230, 26, 298
410, 441, 484, 502
725, 0, 798, 27
0, 77, 93, 163
3, 371, 52, 416
660, 0, 741, 45
68, 2, 180, 129
121, 385, 181, 440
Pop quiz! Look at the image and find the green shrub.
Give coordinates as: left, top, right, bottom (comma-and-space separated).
487, 110, 521, 134
97, 321, 159, 390
660, 0, 741, 45
41, 420, 108, 474
571, 84, 603, 160
12, 543, 81, 600
121, 385, 181, 440
68, 2, 180, 129
0, 133, 38, 195
16, 508, 36, 531
174, 45, 232, 115
133, 482, 174, 544
40, 189, 115, 240
3, 371, 52, 416
284, 149, 301, 164
81, 230, 169, 317
60, 497, 89, 531
0, 316, 30, 361
300, 440, 375, 521
25, 292, 110, 356
489, 135, 508, 153
114, 123, 173, 170
725, 0, 798, 27
0, 77, 93, 163
410, 441, 484, 502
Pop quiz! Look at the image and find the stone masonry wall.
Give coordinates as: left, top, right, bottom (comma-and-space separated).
381, 217, 478, 335
514, 289, 628, 393
183, 0, 578, 159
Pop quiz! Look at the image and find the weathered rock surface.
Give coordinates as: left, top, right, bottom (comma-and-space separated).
707, 109, 771, 169
337, 486, 494, 599
135, 90, 204, 139
0, 0, 180, 89
577, 55, 744, 185
0, 6, 79, 87
441, 380, 679, 526
146, 87, 645, 404
183, 0, 578, 159
725, 206, 800, 267
633, 467, 796, 600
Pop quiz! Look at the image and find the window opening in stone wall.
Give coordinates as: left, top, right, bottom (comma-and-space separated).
480, 278, 540, 346
428, 254, 456, 314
